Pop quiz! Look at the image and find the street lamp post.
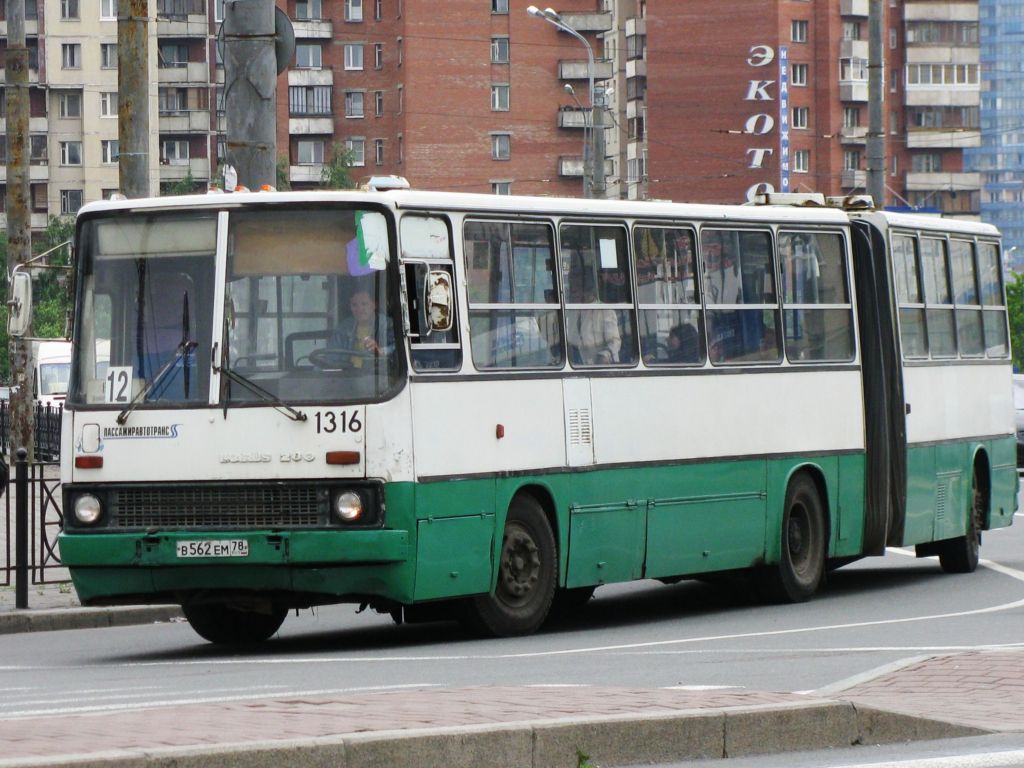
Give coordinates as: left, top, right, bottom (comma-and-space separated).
527, 5, 601, 198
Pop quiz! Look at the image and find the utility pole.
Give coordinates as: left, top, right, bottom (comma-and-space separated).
866, 0, 886, 207
118, 0, 151, 199
5, 0, 33, 461
223, 0, 277, 189
592, 86, 607, 199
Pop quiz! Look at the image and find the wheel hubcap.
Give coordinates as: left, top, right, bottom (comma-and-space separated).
499, 525, 540, 602
789, 505, 811, 574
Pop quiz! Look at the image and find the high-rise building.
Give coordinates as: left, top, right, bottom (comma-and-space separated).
0, 0, 992, 231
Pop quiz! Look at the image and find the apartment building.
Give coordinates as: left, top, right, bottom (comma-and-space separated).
0, 0, 996, 229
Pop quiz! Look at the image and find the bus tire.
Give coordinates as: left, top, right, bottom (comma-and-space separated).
765, 474, 826, 603
464, 495, 557, 637
938, 470, 983, 574
182, 601, 287, 645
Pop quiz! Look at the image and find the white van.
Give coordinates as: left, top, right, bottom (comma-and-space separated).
32, 340, 72, 408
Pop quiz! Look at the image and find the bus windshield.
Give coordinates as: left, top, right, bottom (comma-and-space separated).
69, 206, 400, 408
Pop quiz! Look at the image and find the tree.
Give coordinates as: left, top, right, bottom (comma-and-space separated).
276, 157, 292, 191
320, 144, 357, 190
162, 171, 198, 196
1006, 270, 1024, 372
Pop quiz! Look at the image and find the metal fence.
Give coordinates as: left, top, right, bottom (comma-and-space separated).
0, 403, 66, 585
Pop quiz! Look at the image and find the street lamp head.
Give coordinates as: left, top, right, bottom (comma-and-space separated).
542, 7, 562, 21
526, 5, 542, 17
564, 83, 575, 95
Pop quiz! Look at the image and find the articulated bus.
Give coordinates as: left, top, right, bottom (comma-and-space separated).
56, 187, 1017, 644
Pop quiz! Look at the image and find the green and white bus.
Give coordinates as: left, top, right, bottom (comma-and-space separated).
55, 186, 1018, 644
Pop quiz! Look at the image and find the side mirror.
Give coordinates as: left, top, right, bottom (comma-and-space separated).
7, 271, 32, 338
424, 270, 453, 333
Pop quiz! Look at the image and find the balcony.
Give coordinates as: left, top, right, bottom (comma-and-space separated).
557, 12, 612, 33
840, 39, 868, 60
559, 155, 584, 177
157, 15, 208, 37
289, 117, 334, 135
904, 2, 978, 22
841, 169, 867, 189
558, 107, 588, 129
160, 157, 211, 181
292, 19, 333, 38
840, 126, 867, 144
0, 18, 39, 35
906, 129, 980, 149
159, 110, 211, 133
904, 87, 979, 108
840, 82, 868, 102
840, 0, 868, 17
558, 58, 614, 81
626, 58, 646, 79
288, 68, 334, 87
905, 171, 980, 192
290, 164, 324, 183
625, 17, 646, 36
0, 164, 49, 182
158, 62, 210, 84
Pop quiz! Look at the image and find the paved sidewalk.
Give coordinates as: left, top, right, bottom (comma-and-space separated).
0, 647, 1020, 768
1, 588, 1021, 768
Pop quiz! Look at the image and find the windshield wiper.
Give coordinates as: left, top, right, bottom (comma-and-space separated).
214, 350, 307, 423
116, 339, 196, 425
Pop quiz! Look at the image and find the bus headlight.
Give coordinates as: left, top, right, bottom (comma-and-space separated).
74, 494, 102, 525
333, 491, 364, 523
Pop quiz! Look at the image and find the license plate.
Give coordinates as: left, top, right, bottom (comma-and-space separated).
175, 539, 249, 558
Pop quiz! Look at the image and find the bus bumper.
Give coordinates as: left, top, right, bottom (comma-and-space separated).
58, 529, 412, 606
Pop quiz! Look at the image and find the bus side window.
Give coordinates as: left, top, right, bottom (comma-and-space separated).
892, 234, 927, 359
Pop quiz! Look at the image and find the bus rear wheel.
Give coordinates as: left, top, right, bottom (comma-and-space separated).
938, 470, 983, 574
464, 495, 556, 637
182, 601, 287, 645
764, 474, 826, 603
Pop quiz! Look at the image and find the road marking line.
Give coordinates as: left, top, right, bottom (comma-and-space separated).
831, 749, 1024, 768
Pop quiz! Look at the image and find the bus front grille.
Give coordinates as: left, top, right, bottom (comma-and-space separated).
110, 485, 325, 529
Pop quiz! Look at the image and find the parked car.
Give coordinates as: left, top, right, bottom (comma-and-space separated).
1014, 374, 1024, 469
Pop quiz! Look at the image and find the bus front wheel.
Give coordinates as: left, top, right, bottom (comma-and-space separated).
938, 470, 983, 574
183, 601, 287, 645
764, 474, 826, 603
464, 495, 556, 637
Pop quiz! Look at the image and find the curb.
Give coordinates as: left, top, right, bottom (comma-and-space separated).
0, 700, 991, 768
0, 605, 183, 635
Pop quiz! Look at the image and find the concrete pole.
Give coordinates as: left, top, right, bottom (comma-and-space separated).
118, 0, 151, 198
866, 0, 886, 207
5, 0, 34, 461
592, 86, 607, 199
223, 0, 277, 189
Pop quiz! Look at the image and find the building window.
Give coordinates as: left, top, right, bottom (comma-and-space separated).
491, 84, 510, 111
906, 63, 979, 87
60, 141, 83, 166
296, 44, 322, 69
159, 87, 188, 113
297, 139, 324, 165
60, 189, 84, 215
794, 149, 809, 173
375, 90, 384, 117
911, 153, 942, 172
58, 92, 82, 118
375, 138, 384, 165
842, 21, 861, 40
840, 58, 868, 81
214, 0, 224, 21
345, 91, 365, 118
344, 0, 362, 21
61, 43, 82, 69
101, 139, 119, 164
843, 150, 861, 171
100, 92, 118, 117
792, 106, 808, 130
492, 181, 511, 195
491, 36, 509, 64
491, 133, 510, 160
161, 139, 189, 165
60, 0, 79, 20
345, 44, 364, 70
158, 43, 188, 68
397, 37, 403, 66
101, 43, 118, 68
288, 85, 331, 115
374, 0, 382, 20
492, 0, 508, 13
791, 63, 808, 87
345, 137, 366, 166
791, 19, 808, 43
296, 0, 322, 19
100, 0, 116, 18
397, 85, 403, 113
374, 43, 384, 69
843, 106, 861, 128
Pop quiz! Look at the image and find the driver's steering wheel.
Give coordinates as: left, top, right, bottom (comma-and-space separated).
307, 347, 372, 370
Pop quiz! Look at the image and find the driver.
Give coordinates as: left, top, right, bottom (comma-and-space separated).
331, 288, 394, 368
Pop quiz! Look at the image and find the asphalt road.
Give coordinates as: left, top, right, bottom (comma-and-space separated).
2, 508, 1023, 723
